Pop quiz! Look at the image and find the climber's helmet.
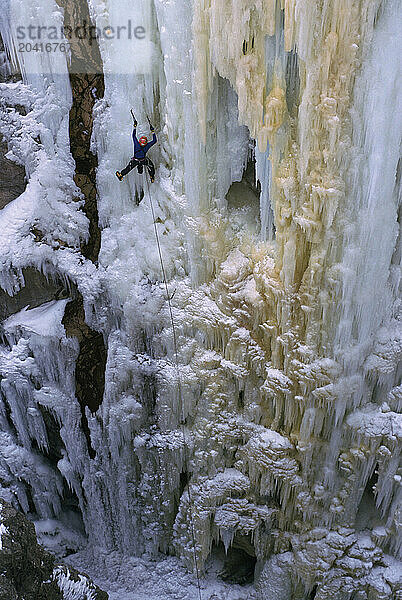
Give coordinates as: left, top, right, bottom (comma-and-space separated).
139, 136, 148, 146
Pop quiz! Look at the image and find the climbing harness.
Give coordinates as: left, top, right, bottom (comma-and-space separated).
144, 173, 203, 600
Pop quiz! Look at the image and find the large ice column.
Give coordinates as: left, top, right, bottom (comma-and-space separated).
0, 301, 79, 518
190, 0, 400, 409
334, 0, 401, 358
0, 0, 71, 96
178, 0, 402, 587
192, 0, 396, 333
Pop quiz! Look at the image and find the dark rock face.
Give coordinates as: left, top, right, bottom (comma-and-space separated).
53, 0, 108, 452
62, 296, 107, 458
0, 499, 108, 600
0, 268, 64, 322
0, 499, 61, 600
55, 0, 105, 263
0, 136, 26, 211
69, 71, 104, 263
0, 33, 21, 83
0, 35, 26, 210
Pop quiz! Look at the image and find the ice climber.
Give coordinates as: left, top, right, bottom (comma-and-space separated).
116, 114, 157, 183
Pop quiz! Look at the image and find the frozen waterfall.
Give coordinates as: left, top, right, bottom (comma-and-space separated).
0, 0, 400, 599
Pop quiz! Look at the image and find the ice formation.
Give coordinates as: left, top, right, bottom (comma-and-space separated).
0, 0, 400, 598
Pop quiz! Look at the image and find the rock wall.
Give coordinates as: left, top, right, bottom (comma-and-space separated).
0, 498, 108, 600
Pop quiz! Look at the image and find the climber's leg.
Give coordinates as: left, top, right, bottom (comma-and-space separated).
116, 158, 137, 180
122, 158, 138, 176
146, 158, 155, 182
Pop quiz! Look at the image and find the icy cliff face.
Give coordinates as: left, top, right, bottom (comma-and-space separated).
0, 0, 400, 599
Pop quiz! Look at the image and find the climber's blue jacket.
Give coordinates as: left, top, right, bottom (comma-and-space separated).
133, 126, 157, 160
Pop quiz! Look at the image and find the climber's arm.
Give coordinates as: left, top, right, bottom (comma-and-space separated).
132, 126, 141, 152
145, 132, 157, 151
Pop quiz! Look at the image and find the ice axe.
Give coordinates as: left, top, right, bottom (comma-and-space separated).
147, 115, 155, 132
130, 109, 137, 127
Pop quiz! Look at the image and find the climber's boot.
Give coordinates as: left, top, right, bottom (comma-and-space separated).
116, 171, 124, 181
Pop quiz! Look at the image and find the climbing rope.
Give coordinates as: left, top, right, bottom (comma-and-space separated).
144, 173, 203, 600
